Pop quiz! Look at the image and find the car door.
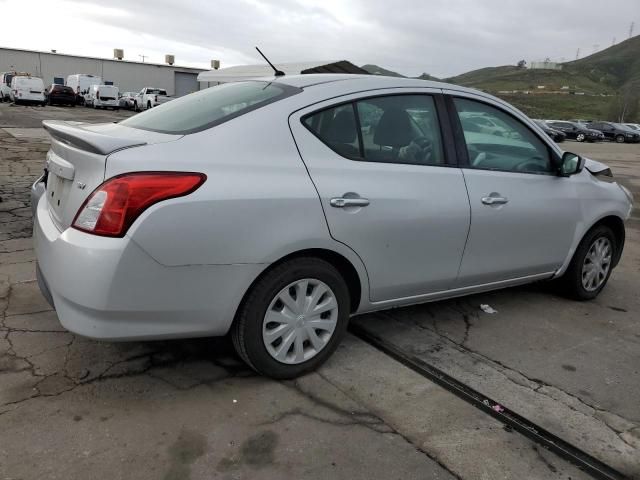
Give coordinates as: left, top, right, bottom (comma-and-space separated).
290, 90, 471, 302
445, 92, 581, 287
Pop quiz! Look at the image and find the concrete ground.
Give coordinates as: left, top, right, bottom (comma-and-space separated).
0, 103, 637, 479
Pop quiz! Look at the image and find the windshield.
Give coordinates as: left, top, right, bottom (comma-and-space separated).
120, 81, 300, 134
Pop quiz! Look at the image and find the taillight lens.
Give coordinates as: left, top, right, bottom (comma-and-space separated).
72, 172, 206, 237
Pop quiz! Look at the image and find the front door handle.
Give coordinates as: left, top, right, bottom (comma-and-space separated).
330, 197, 370, 208
481, 195, 509, 205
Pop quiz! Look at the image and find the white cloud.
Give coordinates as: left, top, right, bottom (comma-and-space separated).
0, 0, 637, 77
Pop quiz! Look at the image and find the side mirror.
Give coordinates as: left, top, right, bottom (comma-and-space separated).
560, 152, 584, 176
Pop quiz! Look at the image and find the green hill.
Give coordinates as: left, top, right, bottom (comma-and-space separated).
361, 38, 640, 121
565, 35, 640, 89
445, 65, 606, 94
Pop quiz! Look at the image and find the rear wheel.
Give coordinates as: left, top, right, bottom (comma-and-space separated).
147, 101, 152, 110
556, 225, 616, 300
232, 257, 350, 379
616, 134, 625, 143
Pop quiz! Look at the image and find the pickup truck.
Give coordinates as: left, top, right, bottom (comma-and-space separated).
134, 87, 172, 111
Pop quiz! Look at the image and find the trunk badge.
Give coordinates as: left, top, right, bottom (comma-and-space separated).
76, 182, 87, 190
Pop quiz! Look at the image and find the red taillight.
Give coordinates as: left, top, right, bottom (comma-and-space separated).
72, 172, 206, 237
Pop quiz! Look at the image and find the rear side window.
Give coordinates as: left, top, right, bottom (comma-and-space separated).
120, 81, 300, 134
304, 94, 445, 166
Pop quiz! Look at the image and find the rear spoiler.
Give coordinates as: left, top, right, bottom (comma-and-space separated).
42, 120, 146, 155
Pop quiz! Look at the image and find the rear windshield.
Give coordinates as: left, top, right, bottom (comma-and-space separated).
147, 89, 167, 95
120, 81, 300, 134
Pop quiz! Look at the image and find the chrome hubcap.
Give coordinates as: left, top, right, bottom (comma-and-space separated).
581, 237, 612, 292
262, 279, 338, 364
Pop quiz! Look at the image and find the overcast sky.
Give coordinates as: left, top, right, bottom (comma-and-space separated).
0, 0, 637, 78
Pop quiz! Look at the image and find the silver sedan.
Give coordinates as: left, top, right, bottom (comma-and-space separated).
32, 74, 634, 378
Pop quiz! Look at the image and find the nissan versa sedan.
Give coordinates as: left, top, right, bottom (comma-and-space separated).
32, 74, 634, 379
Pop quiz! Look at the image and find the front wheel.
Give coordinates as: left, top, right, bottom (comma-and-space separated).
232, 258, 350, 379
616, 135, 625, 143
147, 101, 152, 110
576, 133, 586, 142
556, 225, 616, 300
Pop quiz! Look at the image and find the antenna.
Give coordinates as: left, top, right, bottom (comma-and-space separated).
575, 48, 580, 60
630, 22, 635, 38
255, 47, 285, 77
612, 37, 616, 46
592, 44, 599, 54
139, 54, 148, 63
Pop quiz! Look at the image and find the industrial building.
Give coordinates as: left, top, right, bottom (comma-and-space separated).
0, 47, 207, 96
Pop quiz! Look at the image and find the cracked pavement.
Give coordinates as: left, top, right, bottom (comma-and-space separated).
0, 103, 636, 479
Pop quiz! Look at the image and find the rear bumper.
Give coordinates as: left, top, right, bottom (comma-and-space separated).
33, 196, 265, 341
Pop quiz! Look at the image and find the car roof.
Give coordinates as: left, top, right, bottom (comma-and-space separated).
261, 73, 479, 95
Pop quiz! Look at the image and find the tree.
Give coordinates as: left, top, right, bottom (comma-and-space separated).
607, 81, 640, 122
517, 60, 527, 69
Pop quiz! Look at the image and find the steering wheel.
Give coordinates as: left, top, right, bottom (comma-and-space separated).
513, 157, 547, 172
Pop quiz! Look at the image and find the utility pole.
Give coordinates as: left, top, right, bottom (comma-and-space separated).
575, 48, 580, 60
630, 22, 635, 38
138, 54, 148, 63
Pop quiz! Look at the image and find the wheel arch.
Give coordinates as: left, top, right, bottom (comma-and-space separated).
232, 248, 365, 331
557, 214, 626, 279
590, 215, 625, 267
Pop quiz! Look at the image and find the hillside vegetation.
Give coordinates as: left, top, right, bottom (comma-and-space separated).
362, 35, 640, 121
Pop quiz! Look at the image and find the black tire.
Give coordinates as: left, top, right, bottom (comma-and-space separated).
555, 225, 617, 300
133, 101, 138, 112
232, 257, 350, 379
147, 101, 152, 110
576, 133, 586, 142
615, 135, 625, 143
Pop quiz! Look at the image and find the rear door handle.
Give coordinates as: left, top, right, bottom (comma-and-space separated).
330, 197, 370, 208
481, 195, 509, 205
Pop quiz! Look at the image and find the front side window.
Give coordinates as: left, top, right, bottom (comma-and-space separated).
304, 94, 444, 166
121, 81, 299, 134
454, 98, 552, 174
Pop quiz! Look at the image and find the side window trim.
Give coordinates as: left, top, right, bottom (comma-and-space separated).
300, 92, 456, 168
352, 102, 365, 158
445, 94, 561, 175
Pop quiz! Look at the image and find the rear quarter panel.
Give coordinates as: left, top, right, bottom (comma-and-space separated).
105, 104, 341, 267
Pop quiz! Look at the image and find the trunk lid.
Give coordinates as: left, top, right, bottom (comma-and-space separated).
42, 120, 181, 230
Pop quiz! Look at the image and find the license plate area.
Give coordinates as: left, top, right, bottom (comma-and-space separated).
47, 172, 72, 224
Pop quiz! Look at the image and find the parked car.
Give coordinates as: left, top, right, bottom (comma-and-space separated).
66, 74, 102, 105
85, 84, 119, 110
588, 121, 640, 143
46, 84, 76, 107
533, 120, 566, 143
32, 75, 633, 379
0, 71, 16, 102
10, 75, 46, 106
119, 91, 137, 110
545, 120, 604, 142
134, 87, 171, 111
623, 123, 640, 131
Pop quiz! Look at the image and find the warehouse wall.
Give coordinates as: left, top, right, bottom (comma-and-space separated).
0, 48, 205, 95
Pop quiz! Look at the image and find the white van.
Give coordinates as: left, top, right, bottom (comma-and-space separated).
66, 74, 101, 104
0, 72, 16, 102
86, 84, 119, 109
10, 76, 46, 106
